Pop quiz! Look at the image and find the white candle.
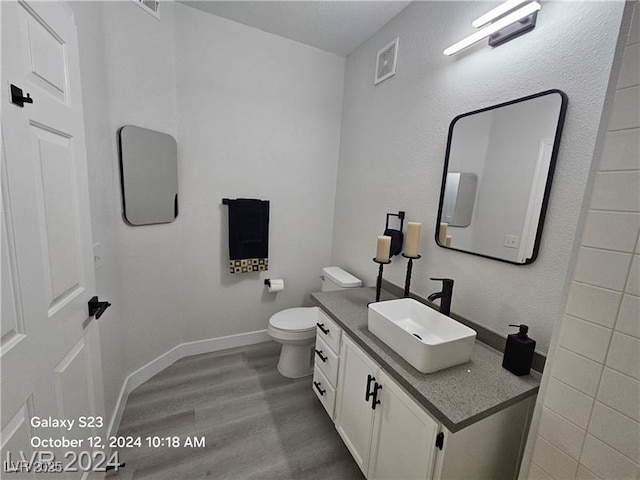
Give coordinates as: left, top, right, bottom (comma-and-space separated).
445, 235, 452, 247
404, 222, 422, 257
375, 235, 391, 263
439, 222, 448, 245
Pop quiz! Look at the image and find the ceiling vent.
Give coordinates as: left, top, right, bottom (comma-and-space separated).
374, 37, 399, 85
130, 0, 160, 18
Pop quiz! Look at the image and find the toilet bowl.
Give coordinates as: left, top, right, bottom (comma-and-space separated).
267, 267, 362, 379
268, 307, 318, 378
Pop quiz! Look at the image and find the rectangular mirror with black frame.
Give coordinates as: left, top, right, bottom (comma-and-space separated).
435, 90, 568, 264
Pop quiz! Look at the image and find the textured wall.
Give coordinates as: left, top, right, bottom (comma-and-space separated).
524, 3, 640, 478
73, 0, 344, 421
72, 1, 128, 421
332, 1, 627, 353
173, 4, 345, 343
89, 0, 183, 377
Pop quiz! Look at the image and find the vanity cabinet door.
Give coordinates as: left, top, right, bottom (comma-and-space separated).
335, 335, 379, 476
368, 370, 440, 480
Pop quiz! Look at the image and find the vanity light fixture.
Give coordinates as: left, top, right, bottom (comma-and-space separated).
443, 1, 541, 56
471, 0, 531, 28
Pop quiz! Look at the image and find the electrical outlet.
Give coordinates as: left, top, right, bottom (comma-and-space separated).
93, 242, 103, 270
504, 235, 519, 249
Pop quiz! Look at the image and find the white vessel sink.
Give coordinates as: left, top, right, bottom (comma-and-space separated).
368, 298, 476, 374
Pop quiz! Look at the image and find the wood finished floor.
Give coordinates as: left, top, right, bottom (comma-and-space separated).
107, 341, 364, 480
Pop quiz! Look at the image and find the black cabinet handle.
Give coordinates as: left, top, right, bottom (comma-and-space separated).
316, 322, 330, 335
371, 383, 382, 410
313, 381, 326, 396
365, 374, 375, 402
315, 349, 328, 362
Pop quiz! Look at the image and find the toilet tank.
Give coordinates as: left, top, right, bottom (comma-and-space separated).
321, 267, 362, 292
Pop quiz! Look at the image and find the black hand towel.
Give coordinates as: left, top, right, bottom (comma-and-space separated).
227, 199, 269, 273
383, 228, 403, 257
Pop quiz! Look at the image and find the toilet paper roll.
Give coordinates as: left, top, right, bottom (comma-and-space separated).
267, 279, 285, 293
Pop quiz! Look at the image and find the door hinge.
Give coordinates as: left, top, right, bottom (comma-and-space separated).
435, 432, 444, 450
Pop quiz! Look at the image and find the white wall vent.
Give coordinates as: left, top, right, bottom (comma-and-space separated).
130, 0, 160, 19
374, 37, 399, 85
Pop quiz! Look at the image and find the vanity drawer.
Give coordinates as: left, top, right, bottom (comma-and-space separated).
316, 309, 341, 353
314, 335, 339, 386
312, 365, 336, 419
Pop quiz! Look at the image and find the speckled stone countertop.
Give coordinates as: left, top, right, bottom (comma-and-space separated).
311, 287, 541, 433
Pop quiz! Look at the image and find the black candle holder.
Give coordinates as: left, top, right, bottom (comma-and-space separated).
372, 258, 391, 303
402, 254, 421, 298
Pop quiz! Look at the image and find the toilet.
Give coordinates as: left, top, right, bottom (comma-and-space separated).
267, 267, 362, 378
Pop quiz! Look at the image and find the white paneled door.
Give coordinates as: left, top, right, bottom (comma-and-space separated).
1, 1, 106, 478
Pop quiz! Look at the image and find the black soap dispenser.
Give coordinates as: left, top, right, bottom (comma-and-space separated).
502, 324, 535, 376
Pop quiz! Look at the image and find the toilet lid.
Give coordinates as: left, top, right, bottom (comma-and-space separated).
269, 307, 317, 331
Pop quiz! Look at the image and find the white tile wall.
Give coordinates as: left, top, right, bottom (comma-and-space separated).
596, 368, 640, 422
574, 465, 601, 480
590, 171, 640, 212
573, 247, 632, 291
630, 3, 640, 45
608, 85, 640, 131
618, 42, 640, 89
617, 294, 640, 338
588, 402, 640, 463
558, 315, 612, 363
599, 128, 640, 171
532, 436, 579, 479
551, 348, 603, 396
538, 407, 586, 459
544, 378, 595, 429
582, 211, 640, 252
605, 332, 640, 380
526, 3, 640, 477
626, 255, 640, 295
565, 282, 621, 328
529, 462, 556, 480
580, 435, 640, 479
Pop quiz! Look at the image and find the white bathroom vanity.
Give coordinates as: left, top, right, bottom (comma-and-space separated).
311, 288, 540, 480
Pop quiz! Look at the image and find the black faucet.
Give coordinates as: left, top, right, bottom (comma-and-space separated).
427, 278, 454, 316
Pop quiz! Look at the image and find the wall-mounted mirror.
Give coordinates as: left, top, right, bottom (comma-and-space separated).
436, 90, 568, 264
118, 125, 178, 226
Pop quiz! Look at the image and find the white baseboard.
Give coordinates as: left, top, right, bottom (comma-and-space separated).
106, 330, 271, 439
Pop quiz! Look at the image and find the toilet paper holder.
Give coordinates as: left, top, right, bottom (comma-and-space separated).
264, 278, 284, 293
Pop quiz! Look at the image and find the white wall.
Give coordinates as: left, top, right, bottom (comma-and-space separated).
72, 0, 344, 421
524, 4, 640, 477
86, 0, 182, 377
173, 4, 345, 343
332, 1, 627, 353
72, 1, 126, 421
